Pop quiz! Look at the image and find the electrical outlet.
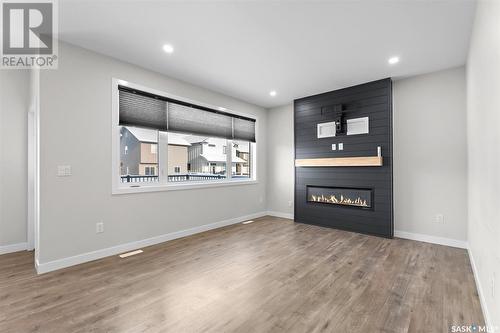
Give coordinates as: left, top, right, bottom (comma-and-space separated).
434, 214, 444, 224
338, 143, 344, 150
288, 201, 293, 207
331, 144, 337, 151
96, 222, 104, 234
259, 196, 263, 204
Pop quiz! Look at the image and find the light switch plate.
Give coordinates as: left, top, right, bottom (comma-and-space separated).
338, 143, 344, 150
331, 144, 336, 151
57, 165, 72, 177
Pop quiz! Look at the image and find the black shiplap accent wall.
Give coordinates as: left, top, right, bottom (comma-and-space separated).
294, 78, 393, 238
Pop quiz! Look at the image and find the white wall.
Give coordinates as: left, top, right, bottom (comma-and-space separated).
266, 104, 294, 217
266, 68, 468, 244
393, 67, 467, 242
466, 0, 500, 328
0, 70, 29, 250
38, 42, 267, 264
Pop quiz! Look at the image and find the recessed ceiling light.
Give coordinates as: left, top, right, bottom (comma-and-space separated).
163, 44, 174, 54
388, 56, 400, 65
269, 90, 277, 97
218, 107, 227, 111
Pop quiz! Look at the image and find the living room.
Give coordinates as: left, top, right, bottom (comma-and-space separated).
0, 1, 498, 332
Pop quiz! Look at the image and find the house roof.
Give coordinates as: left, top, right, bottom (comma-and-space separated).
232, 156, 247, 163
184, 136, 229, 146
167, 133, 193, 146
126, 127, 191, 146
184, 135, 210, 144
200, 152, 246, 163
232, 141, 250, 153
186, 136, 250, 153
127, 127, 157, 143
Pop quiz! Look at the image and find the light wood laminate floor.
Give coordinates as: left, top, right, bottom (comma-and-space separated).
0, 216, 484, 333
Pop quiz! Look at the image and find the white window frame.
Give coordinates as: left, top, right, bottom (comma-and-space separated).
111, 78, 258, 194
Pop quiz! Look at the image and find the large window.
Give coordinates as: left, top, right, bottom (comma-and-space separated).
114, 80, 256, 192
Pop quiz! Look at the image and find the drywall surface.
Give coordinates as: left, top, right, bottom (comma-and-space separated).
393, 67, 467, 241
38, 42, 267, 263
266, 104, 294, 216
466, 0, 500, 327
0, 70, 29, 248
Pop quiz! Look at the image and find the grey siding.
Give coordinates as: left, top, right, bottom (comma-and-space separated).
187, 143, 205, 173
120, 127, 141, 175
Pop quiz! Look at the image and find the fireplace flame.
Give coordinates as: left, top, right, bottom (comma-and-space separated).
310, 194, 369, 207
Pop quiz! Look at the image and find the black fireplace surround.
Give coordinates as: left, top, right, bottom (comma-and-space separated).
294, 78, 393, 238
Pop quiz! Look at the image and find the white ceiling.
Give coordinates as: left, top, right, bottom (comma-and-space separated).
59, 0, 476, 108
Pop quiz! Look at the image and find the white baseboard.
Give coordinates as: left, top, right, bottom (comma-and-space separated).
394, 230, 467, 249
36, 211, 267, 274
467, 247, 493, 330
265, 214, 468, 249
0, 242, 27, 255
266, 211, 294, 220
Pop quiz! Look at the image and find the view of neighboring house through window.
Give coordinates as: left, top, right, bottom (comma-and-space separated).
165, 132, 193, 181
168, 133, 227, 182
120, 128, 249, 183
117, 83, 256, 187
232, 140, 251, 179
120, 126, 159, 183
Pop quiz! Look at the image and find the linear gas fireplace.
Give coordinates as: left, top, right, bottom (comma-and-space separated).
307, 186, 373, 209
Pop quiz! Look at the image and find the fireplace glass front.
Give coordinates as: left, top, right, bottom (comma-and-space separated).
307, 186, 372, 209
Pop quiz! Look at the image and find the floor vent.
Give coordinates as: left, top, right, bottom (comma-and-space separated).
242, 220, 254, 225
119, 249, 143, 258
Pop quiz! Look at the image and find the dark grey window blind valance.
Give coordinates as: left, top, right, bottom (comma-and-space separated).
119, 90, 168, 130
118, 86, 256, 142
168, 103, 233, 139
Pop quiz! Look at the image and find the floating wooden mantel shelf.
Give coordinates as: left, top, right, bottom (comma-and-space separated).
295, 147, 383, 167
295, 156, 382, 167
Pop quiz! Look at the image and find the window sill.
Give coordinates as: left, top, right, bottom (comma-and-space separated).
112, 179, 258, 195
